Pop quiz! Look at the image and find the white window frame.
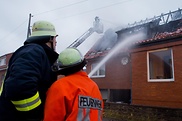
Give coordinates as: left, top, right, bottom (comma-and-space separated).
91, 63, 105, 78
147, 48, 174, 82
0, 57, 6, 66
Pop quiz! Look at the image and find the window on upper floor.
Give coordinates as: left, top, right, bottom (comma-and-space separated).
0, 57, 6, 66
91, 63, 105, 78
147, 48, 174, 82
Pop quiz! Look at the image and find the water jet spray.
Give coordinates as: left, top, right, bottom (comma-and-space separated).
88, 32, 146, 77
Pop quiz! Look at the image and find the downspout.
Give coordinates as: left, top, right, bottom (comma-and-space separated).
129, 52, 132, 104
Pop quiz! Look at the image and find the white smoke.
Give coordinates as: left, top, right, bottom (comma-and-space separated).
88, 32, 146, 77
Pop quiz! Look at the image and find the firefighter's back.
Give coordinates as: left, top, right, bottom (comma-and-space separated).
44, 71, 103, 121
65, 72, 103, 121
44, 48, 103, 121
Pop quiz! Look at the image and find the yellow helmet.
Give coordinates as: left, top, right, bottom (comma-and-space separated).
31, 20, 57, 37
24, 20, 57, 45
58, 48, 84, 66
52, 48, 87, 75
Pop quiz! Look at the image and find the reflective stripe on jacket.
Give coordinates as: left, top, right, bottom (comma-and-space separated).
44, 71, 104, 121
11, 91, 41, 111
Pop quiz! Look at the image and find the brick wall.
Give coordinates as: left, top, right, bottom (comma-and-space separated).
87, 54, 131, 89
0, 53, 12, 87
131, 40, 182, 108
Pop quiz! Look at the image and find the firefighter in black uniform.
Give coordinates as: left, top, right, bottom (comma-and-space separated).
0, 20, 59, 121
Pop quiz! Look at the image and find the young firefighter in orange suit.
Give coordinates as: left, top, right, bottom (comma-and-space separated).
44, 48, 104, 121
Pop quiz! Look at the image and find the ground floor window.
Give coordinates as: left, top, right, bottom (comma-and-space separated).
91, 63, 105, 77
110, 89, 131, 103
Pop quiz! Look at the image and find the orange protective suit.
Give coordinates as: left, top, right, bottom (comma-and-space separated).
44, 71, 103, 121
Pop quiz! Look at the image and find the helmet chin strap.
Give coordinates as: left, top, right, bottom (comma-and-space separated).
51, 42, 54, 50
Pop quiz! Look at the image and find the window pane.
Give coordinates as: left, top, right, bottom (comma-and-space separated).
149, 49, 173, 79
92, 72, 97, 76
91, 63, 97, 76
91, 63, 105, 77
99, 65, 105, 75
0, 57, 6, 66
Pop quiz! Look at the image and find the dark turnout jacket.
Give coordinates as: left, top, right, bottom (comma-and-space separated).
0, 43, 58, 121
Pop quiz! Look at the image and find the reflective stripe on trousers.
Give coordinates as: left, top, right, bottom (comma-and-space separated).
77, 108, 102, 121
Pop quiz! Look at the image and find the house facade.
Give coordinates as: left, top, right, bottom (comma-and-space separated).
85, 8, 182, 108
131, 34, 182, 109
85, 51, 131, 103
0, 53, 12, 87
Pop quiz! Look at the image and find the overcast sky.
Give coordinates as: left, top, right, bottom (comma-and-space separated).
0, 0, 182, 56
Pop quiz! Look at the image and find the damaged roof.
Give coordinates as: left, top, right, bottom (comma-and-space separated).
85, 8, 182, 59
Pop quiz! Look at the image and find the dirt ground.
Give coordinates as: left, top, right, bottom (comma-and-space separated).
103, 103, 182, 121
